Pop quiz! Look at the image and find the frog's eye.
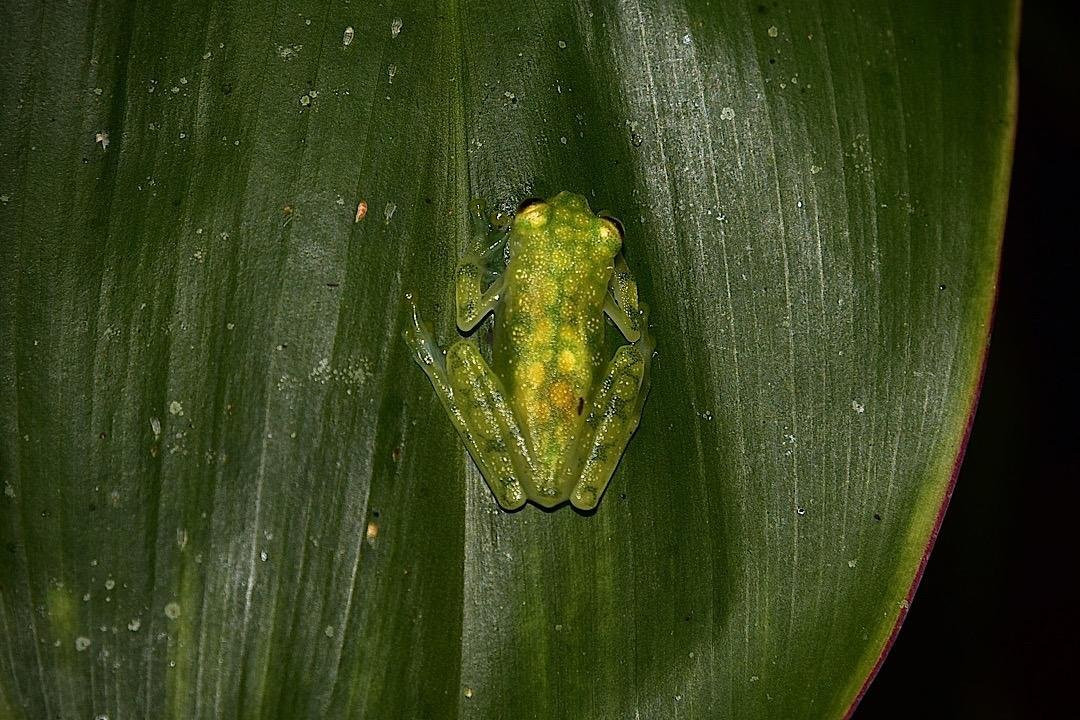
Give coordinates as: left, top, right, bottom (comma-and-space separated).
598, 214, 626, 241
516, 197, 545, 214
515, 197, 550, 227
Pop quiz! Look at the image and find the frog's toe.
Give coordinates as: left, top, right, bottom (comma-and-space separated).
570, 484, 600, 511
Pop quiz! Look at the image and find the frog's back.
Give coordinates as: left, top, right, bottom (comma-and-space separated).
493, 192, 622, 494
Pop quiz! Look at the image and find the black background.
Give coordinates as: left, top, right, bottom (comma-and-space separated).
855, 3, 1077, 717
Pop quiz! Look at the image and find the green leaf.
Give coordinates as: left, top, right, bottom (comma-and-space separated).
0, 0, 1016, 718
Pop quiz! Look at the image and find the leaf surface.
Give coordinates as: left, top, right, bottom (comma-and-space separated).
0, 1, 1016, 718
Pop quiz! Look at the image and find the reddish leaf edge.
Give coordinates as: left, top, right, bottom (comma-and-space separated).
841, 25, 1019, 716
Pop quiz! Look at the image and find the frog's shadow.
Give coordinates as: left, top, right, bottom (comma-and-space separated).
497, 495, 603, 518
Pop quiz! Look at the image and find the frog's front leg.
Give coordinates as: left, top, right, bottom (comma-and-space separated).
456, 233, 508, 332
565, 256, 654, 510
403, 301, 534, 510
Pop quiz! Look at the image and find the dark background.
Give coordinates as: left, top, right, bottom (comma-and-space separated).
856, 3, 1077, 717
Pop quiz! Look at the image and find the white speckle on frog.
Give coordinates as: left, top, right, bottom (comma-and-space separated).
75, 636, 91, 651
720, 106, 735, 121
168, 401, 183, 416
343, 26, 354, 47
768, 26, 779, 38
390, 18, 403, 38
851, 400, 865, 414
384, 201, 397, 224
95, 132, 109, 150
164, 601, 181, 620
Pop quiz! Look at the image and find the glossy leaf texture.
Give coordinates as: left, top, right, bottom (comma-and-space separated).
0, 1, 1016, 718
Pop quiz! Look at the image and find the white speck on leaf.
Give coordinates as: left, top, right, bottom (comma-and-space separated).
75, 636, 91, 651
384, 201, 397, 224
150, 417, 161, 438
720, 106, 735, 121
164, 601, 181, 620
127, 618, 141, 631
168, 401, 183, 416
768, 25, 779, 38
95, 132, 109, 150
343, 26, 354, 46
391, 18, 403, 38
276, 44, 302, 60
852, 400, 865, 414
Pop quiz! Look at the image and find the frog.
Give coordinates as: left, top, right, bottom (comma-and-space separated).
404, 191, 653, 511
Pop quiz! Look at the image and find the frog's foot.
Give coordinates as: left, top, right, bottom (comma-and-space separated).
566, 304, 654, 510
403, 299, 531, 510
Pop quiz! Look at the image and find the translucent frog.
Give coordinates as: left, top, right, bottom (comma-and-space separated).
404, 191, 654, 511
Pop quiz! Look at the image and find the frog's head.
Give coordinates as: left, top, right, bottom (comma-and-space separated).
513, 191, 623, 259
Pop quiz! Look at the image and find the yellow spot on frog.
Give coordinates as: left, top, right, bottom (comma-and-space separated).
557, 349, 578, 373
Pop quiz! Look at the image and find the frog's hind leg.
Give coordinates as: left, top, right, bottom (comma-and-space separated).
403, 302, 532, 510
566, 304, 654, 510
